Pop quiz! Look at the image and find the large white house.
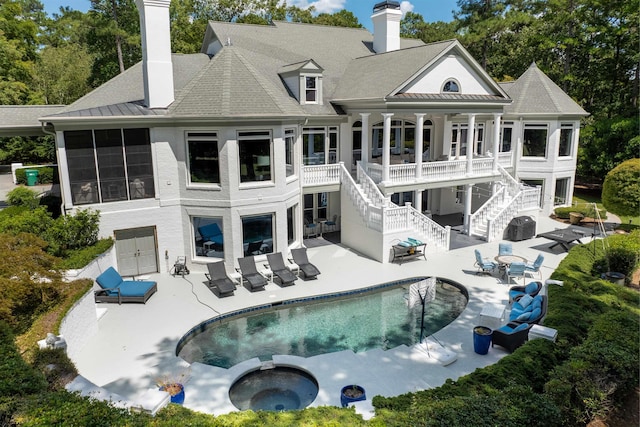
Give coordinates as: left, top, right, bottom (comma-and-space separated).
1, 0, 587, 276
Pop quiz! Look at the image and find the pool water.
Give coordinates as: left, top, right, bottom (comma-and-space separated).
228, 366, 319, 411
178, 278, 467, 369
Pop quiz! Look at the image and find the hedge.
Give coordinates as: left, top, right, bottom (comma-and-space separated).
14, 166, 58, 185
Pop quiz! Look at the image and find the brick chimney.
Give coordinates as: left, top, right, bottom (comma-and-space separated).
135, 0, 174, 108
371, 1, 402, 54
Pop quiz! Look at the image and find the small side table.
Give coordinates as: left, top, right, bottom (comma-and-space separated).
478, 304, 505, 330
528, 324, 558, 342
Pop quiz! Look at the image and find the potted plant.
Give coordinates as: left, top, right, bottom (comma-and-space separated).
340, 384, 366, 407
156, 369, 190, 405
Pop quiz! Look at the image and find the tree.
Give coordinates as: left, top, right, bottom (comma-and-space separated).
400, 12, 457, 42
314, 10, 362, 28
32, 44, 93, 104
602, 159, 640, 217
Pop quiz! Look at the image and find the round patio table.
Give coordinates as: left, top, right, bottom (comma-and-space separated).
494, 255, 527, 280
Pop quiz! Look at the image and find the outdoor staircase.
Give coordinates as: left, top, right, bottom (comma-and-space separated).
340, 163, 450, 255
469, 165, 541, 242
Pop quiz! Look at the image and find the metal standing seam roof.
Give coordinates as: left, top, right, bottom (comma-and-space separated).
500, 62, 588, 116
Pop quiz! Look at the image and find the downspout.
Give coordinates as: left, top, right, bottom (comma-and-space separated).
41, 122, 66, 217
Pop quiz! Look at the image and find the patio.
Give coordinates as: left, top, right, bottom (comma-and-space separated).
70, 216, 583, 418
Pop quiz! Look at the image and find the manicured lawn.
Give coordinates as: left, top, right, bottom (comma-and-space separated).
573, 188, 639, 228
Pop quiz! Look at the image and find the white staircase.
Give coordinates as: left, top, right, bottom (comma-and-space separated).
470, 165, 541, 241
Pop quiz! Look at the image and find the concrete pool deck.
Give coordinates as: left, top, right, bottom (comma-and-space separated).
69, 216, 593, 419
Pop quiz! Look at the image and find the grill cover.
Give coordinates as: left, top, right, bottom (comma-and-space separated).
506, 216, 536, 241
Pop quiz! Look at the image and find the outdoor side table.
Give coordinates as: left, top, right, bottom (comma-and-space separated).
478, 304, 505, 330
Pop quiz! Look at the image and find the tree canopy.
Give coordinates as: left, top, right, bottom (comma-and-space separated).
0, 0, 637, 181
602, 159, 640, 217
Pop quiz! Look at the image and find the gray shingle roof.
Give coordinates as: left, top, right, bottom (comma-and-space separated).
204, 21, 424, 114
169, 47, 305, 117
500, 63, 588, 116
0, 105, 64, 135
52, 54, 210, 118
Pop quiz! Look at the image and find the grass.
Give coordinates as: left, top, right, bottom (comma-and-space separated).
573, 188, 639, 229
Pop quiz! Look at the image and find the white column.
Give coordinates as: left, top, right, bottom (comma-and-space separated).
443, 116, 452, 159
415, 113, 425, 179
360, 113, 370, 169
464, 183, 473, 234
382, 113, 393, 183
492, 113, 501, 173
466, 113, 476, 175
415, 190, 423, 213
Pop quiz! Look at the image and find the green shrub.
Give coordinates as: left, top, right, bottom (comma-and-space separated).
0, 321, 46, 398
44, 208, 101, 257
14, 166, 57, 185
590, 230, 640, 282
32, 348, 78, 392
602, 158, 640, 217
554, 205, 607, 220
545, 311, 640, 425
56, 238, 114, 270
6, 187, 39, 209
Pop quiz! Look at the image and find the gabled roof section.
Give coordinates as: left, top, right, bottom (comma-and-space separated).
202, 21, 424, 115
500, 63, 588, 116
279, 59, 324, 76
50, 54, 210, 119
170, 46, 305, 117
333, 39, 510, 104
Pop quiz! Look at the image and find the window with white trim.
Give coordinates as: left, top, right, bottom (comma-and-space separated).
302, 126, 338, 165
442, 79, 460, 92
558, 124, 573, 157
523, 124, 548, 157
500, 122, 514, 152
285, 128, 295, 177
238, 131, 272, 183
187, 132, 219, 184
305, 76, 318, 103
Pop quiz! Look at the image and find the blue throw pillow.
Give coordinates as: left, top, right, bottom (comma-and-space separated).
513, 323, 529, 332
408, 238, 423, 245
516, 312, 532, 321
518, 294, 534, 309
524, 281, 538, 295
497, 325, 514, 333
530, 307, 542, 320
397, 241, 411, 247
532, 296, 543, 310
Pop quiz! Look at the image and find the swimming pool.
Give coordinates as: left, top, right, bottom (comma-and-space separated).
177, 277, 467, 369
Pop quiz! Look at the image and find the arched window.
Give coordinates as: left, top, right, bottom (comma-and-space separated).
442, 79, 460, 93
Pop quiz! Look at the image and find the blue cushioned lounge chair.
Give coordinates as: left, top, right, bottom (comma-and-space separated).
95, 267, 157, 304
492, 322, 532, 353
525, 253, 544, 279
508, 281, 542, 303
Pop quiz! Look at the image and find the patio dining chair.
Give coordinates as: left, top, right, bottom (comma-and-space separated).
506, 261, 526, 285
498, 242, 513, 256
474, 249, 497, 275
525, 253, 544, 279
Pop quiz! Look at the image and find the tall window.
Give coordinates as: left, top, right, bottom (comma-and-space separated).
559, 124, 573, 157
193, 217, 224, 259
554, 178, 570, 205
238, 131, 271, 183
303, 127, 338, 165
242, 214, 273, 256
523, 124, 548, 157
303, 193, 327, 224
500, 122, 514, 152
305, 76, 318, 103
65, 128, 154, 205
450, 124, 468, 157
187, 132, 219, 184
352, 120, 362, 166
287, 205, 296, 245
285, 128, 295, 177
368, 119, 431, 162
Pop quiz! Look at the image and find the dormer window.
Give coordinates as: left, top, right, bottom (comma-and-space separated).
442, 79, 460, 93
305, 76, 318, 103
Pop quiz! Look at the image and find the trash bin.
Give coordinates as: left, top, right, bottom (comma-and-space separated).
473, 326, 493, 355
25, 169, 39, 186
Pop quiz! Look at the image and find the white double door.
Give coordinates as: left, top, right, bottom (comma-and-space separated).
115, 226, 158, 277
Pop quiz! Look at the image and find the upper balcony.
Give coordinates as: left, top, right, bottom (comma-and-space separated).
302, 152, 514, 190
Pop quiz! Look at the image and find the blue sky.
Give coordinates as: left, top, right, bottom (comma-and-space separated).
42, 0, 458, 30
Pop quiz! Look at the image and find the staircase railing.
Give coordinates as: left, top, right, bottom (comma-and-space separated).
469, 186, 506, 237
356, 163, 391, 208
340, 164, 384, 231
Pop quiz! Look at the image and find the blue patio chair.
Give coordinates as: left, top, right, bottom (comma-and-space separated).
498, 242, 513, 256
525, 253, 544, 279
474, 249, 497, 275
506, 261, 526, 285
